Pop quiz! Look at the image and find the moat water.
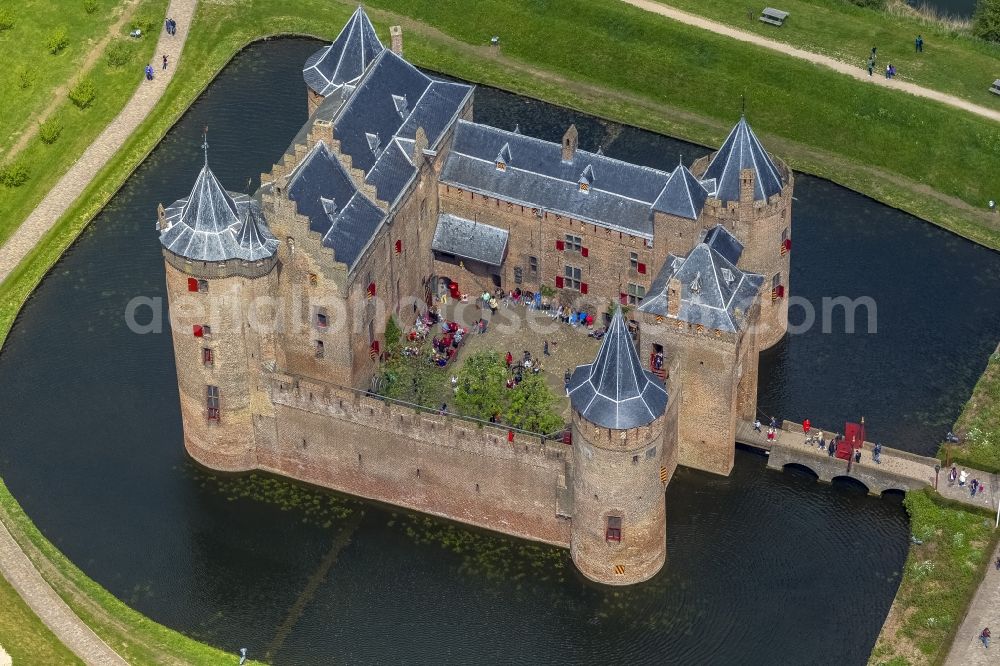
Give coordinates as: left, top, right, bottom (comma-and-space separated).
0, 38, 999, 664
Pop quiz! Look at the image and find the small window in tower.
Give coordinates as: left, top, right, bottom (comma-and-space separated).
206, 385, 220, 421
315, 340, 325, 358
645, 446, 657, 459
606, 516, 622, 543
630, 252, 638, 271
528, 256, 538, 277
197, 279, 208, 293
316, 311, 328, 329
308, 272, 318, 287
627, 283, 646, 305
632, 454, 640, 465
202, 324, 212, 337
202, 348, 214, 366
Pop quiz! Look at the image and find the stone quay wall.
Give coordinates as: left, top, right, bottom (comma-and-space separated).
253, 374, 574, 547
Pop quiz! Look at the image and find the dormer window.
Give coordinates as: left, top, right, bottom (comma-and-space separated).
578, 164, 594, 193
321, 196, 337, 220
689, 272, 702, 293
366, 132, 381, 155
496, 143, 511, 172
392, 94, 408, 118
721, 267, 735, 285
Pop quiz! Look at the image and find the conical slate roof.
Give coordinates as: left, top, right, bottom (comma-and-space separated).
653, 163, 709, 219
568, 309, 668, 430
303, 6, 385, 96
702, 117, 784, 204
159, 156, 277, 262
234, 202, 279, 261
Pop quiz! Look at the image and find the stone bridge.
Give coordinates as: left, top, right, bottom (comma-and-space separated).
736, 420, 940, 496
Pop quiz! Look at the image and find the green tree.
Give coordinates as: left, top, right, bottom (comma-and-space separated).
455, 351, 507, 420
974, 0, 1000, 42
384, 316, 402, 354
507, 373, 564, 434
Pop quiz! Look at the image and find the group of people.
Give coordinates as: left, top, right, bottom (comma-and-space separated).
949, 466, 986, 497
504, 350, 544, 388
864, 37, 923, 78
430, 320, 468, 366
164, 17, 178, 35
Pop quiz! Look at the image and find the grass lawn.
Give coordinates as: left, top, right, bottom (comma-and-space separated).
941, 345, 1000, 473
0, 572, 81, 665
870, 489, 998, 665
0, 478, 265, 665
0, 0, 130, 152
0, 0, 167, 246
649, 0, 1000, 105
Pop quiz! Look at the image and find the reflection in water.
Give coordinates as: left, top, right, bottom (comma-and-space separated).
3, 36, 999, 664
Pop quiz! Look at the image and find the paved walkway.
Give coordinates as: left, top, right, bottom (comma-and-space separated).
946, 538, 1000, 665
0, 520, 126, 665
0, 0, 198, 285
620, 0, 1000, 124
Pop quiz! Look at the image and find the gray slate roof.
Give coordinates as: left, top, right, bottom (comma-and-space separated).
432, 214, 509, 266
639, 226, 763, 332
568, 309, 668, 430
702, 117, 784, 204
286, 141, 385, 268
440, 121, 674, 239
653, 164, 709, 220
701, 224, 744, 265
302, 6, 384, 96
160, 161, 278, 262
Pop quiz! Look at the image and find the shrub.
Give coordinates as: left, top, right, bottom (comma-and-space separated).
846, 0, 886, 8
973, 0, 1000, 42
0, 8, 14, 30
131, 12, 156, 36
38, 117, 63, 144
105, 39, 133, 68
83, 0, 98, 13
46, 26, 69, 54
0, 161, 29, 188
68, 78, 96, 109
15, 65, 34, 90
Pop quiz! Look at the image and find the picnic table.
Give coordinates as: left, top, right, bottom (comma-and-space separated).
760, 7, 789, 26
991, 79, 1000, 96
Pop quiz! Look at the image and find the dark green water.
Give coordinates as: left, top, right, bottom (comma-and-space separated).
0, 37, 997, 664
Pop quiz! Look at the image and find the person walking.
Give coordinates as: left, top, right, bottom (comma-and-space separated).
981, 627, 991, 649
753, 418, 762, 432
162, 54, 168, 70
144, 64, 154, 81
915, 34, 923, 52
543, 340, 550, 356
854, 448, 862, 464
828, 439, 836, 457
960, 469, 969, 486
873, 442, 882, 464
867, 56, 874, 77
949, 465, 958, 485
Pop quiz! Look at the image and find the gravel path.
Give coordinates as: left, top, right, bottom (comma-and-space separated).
620, 0, 1000, 124
0, 520, 125, 665
0, 0, 198, 285
946, 538, 1000, 665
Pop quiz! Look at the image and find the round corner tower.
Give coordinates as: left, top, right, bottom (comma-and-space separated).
691, 116, 793, 351
567, 309, 670, 585
157, 152, 280, 472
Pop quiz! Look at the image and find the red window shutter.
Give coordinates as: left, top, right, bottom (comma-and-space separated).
373, 340, 380, 354
395, 239, 402, 254
784, 238, 792, 251
187, 278, 198, 292
777, 285, 785, 298
620, 292, 628, 305
367, 282, 376, 298
638, 262, 647, 275
507, 430, 514, 443
581, 247, 589, 258
581, 282, 589, 295
555, 276, 564, 289
555, 240, 564, 251
193, 324, 203, 338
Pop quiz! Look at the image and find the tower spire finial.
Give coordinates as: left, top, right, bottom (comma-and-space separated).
202, 125, 209, 167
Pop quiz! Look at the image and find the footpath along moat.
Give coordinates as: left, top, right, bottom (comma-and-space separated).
0, 38, 999, 664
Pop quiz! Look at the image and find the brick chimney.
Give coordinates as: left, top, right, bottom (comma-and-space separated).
562, 124, 578, 162
667, 277, 681, 317
390, 26, 403, 56
739, 168, 755, 203
413, 126, 428, 164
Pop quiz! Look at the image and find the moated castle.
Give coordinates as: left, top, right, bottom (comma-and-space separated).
156, 8, 793, 586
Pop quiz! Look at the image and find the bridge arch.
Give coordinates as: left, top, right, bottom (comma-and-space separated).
881, 488, 906, 502
782, 462, 819, 480
831, 475, 870, 494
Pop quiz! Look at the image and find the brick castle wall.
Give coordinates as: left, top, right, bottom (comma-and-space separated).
257, 374, 573, 547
